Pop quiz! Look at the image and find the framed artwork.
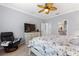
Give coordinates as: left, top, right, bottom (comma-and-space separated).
58, 20, 67, 35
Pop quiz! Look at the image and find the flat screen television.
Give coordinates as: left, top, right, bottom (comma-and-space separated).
24, 23, 36, 32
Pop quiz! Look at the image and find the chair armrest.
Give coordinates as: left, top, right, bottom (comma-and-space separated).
13, 38, 20, 43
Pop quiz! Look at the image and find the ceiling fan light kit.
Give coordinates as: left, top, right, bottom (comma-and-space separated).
37, 3, 57, 14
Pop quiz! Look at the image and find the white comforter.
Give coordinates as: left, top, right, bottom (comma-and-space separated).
28, 35, 79, 56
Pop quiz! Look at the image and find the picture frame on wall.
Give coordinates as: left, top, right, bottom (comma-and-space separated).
58, 20, 67, 35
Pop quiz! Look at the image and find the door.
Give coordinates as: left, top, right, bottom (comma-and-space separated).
41, 23, 52, 36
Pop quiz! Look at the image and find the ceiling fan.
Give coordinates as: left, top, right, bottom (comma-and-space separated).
37, 3, 57, 14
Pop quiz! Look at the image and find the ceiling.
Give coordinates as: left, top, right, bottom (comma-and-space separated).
0, 3, 79, 20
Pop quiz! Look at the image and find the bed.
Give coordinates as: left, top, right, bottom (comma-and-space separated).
28, 34, 79, 56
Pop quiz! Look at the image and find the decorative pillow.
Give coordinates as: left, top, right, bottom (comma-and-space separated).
69, 36, 79, 46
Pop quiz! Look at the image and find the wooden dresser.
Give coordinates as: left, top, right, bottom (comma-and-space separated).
24, 32, 40, 44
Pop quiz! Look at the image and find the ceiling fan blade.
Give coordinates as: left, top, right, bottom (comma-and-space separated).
50, 7, 57, 11
38, 9, 44, 13
47, 3, 53, 7
37, 5, 45, 8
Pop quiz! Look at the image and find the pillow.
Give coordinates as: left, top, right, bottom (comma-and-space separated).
69, 37, 79, 46
73, 31, 79, 37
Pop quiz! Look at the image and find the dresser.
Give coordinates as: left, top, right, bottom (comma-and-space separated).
24, 32, 40, 44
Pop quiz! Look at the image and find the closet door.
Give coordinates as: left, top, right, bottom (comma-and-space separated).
46, 23, 52, 35
41, 23, 52, 36
41, 23, 46, 36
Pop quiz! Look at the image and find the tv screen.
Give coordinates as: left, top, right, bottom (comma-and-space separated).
24, 23, 36, 32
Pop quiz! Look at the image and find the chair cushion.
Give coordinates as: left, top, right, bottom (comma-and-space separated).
1, 41, 11, 46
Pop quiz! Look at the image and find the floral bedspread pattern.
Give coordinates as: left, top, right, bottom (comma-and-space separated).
28, 35, 79, 56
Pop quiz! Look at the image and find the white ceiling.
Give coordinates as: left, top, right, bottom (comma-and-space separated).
0, 3, 79, 20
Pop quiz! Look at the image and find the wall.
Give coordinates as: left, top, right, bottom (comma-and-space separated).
0, 5, 43, 40
46, 11, 79, 35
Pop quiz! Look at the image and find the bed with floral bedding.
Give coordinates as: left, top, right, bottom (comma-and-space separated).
28, 34, 79, 56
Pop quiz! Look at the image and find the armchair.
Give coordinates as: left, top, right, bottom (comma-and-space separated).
0, 32, 21, 52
